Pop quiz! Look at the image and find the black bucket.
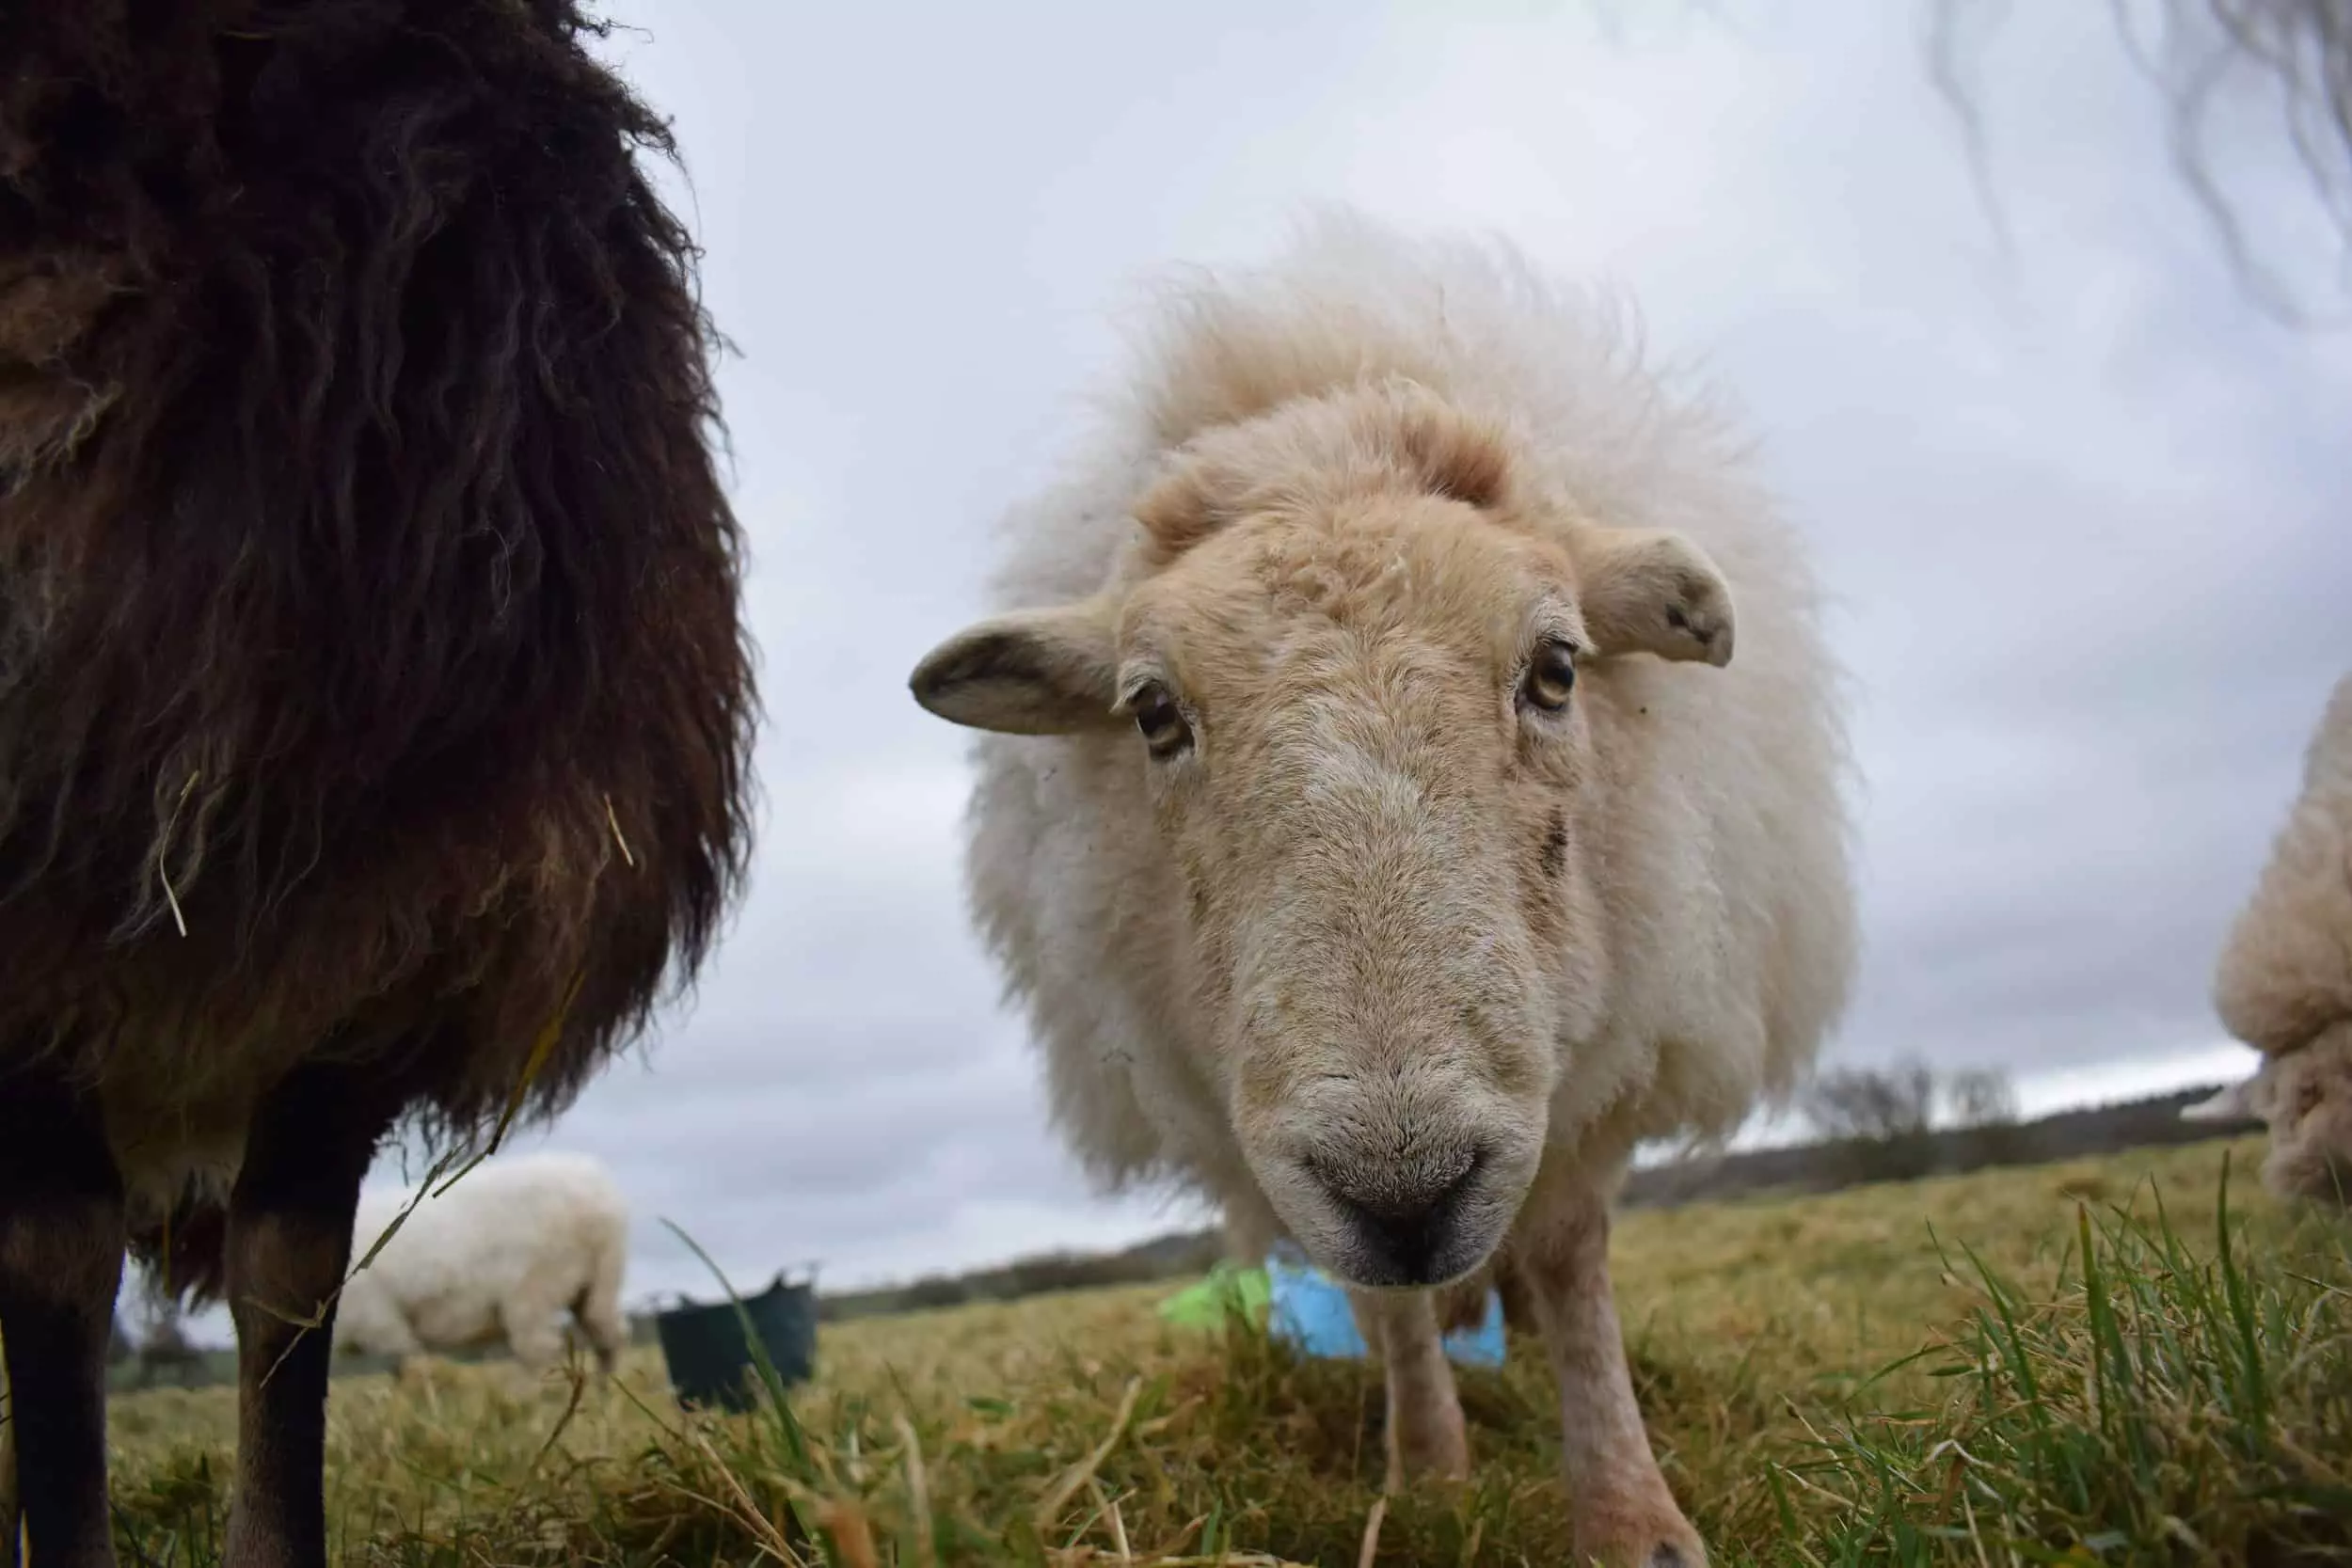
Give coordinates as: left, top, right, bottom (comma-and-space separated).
654, 1269, 818, 1414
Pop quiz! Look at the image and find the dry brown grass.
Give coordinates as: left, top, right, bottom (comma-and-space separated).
92, 1135, 2352, 1565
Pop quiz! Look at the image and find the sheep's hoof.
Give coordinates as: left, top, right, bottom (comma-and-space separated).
1569, 1541, 1706, 1568
1380, 1399, 1470, 1493
1570, 1501, 1707, 1568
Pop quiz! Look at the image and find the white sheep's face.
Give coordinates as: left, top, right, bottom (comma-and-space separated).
911, 390, 1737, 1288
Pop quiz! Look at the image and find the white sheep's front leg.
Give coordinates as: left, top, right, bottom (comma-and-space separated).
501, 1297, 567, 1373
1515, 1172, 1704, 1568
2257, 1024, 2352, 1208
1346, 1287, 1470, 1491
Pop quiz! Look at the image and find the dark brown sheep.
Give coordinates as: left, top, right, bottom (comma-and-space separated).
0, 4, 758, 1565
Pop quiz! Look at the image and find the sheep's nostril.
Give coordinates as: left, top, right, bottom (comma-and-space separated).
1310, 1145, 1488, 1282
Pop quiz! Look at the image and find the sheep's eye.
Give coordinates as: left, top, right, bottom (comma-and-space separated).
1129, 684, 1193, 759
1519, 641, 1577, 712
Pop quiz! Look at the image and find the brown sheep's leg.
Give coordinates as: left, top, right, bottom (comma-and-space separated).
0, 1347, 12, 1568
0, 1078, 125, 1568
1346, 1287, 1470, 1492
219, 1063, 396, 1568
1518, 1182, 1704, 1568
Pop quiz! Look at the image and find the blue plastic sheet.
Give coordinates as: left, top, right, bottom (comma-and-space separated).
1263, 1243, 1508, 1368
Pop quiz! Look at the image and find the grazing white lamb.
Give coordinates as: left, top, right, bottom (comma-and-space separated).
2185, 674, 2352, 1207
908, 212, 1857, 1568
2181, 1076, 2264, 1125
334, 1150, 632, 1373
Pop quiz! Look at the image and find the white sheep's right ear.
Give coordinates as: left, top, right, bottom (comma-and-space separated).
909, 598, 1123, 736
1575, 527, 1736, 667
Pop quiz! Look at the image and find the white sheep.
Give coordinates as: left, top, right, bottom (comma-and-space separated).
334, 1150, 632, 1373
908, 211, 1857, 1568
2188, 673, 2352, 1207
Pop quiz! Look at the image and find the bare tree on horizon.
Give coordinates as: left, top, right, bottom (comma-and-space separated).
1803, 1058, 1942, 1143
1947, 1066, 2023, 1130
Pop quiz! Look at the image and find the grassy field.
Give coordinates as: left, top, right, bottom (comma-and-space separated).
92, 1135, 2352, 1565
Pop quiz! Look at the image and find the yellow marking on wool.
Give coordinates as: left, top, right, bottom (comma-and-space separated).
157, 771, 202, 937
604, 793, 637, 869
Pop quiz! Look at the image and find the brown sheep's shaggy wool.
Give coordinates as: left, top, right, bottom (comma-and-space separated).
0, 0, 756, 1294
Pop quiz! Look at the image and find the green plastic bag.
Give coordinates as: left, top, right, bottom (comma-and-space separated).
1155, 1261, 1270, 1329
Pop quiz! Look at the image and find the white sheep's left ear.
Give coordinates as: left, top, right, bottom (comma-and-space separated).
908, 595, 1124, 736
1576, 528, 1736, 667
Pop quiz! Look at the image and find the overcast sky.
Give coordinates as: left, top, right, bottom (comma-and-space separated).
164, 2, 2352, 1336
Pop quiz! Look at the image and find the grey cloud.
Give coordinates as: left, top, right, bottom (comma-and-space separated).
152, 3, 2352, 1344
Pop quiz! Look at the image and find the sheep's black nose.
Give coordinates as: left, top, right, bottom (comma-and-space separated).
1313, 1149, 1487, 1286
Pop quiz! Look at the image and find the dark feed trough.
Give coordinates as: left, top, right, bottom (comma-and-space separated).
655, 1268, 819, 1414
